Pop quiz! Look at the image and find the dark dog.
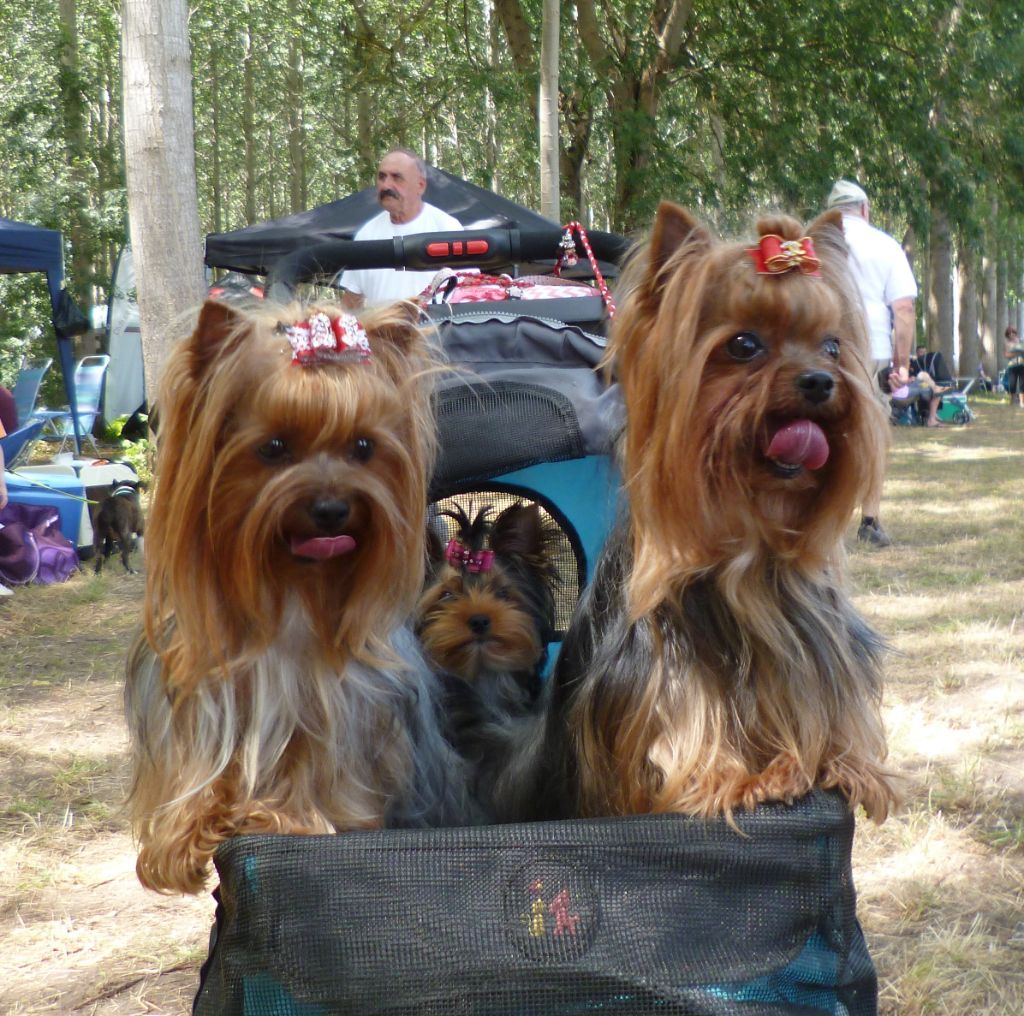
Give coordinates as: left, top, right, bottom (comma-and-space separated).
93, 479, 145, 574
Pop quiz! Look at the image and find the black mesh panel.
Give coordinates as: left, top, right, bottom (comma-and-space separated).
433, 382, 586, 488
194, 792, 877, 1015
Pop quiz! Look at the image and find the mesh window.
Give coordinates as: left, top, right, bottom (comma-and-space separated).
433, 382, 586, 488
196, 792, 878, 1015
428, 486, 585, 637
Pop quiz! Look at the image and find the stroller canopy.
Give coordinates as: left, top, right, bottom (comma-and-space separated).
0, 217, 84, 450
205, 166, 561, 277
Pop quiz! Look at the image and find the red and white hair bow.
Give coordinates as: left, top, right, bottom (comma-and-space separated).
746, 235, 821, 277
284, 312, 371, 365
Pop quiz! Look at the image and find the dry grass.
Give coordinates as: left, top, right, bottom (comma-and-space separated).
850, 393, 1024, 1015
0, 394, 1022, 1012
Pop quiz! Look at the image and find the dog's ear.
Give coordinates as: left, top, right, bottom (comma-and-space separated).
648, 202, 711, 277
424, 520, 447, 579
490, 502, 544, 558
361, 300, 431, 384
805, 209, 848, 263
187, 300, 247, 379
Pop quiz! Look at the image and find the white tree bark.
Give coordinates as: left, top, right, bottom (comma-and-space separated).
538, 0, 559, 220
121, 0, 206, 404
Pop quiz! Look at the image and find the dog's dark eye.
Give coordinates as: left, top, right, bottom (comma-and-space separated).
256, 437, 290, 464
438, 590, 456, 602
352, 437, 375, 463
725, 332, 764, 362
494, 587, 512, 601
822, 337, 841, 359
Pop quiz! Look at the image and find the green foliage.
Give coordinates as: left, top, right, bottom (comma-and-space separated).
0, 0, 1021, 345
99, 414, 152, 484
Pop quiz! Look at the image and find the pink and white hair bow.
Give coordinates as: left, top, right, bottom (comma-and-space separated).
445, 539, 495, 573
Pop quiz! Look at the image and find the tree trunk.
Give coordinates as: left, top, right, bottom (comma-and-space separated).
575, 0, 694, 232
957, 239, 979, 378
211, 40, 223, 233
286, 0, 306, 213
539, 0, 560, 219
121, 0, 206, 404
58, 0, 96, 352
980, 203, 998, 382
242, 14, 257, 223
483, 0, 501, 193
1011, 241, 1024, 344
357, 90, 374, 180
927, 201, 955, 371
995, 249, 1007, 373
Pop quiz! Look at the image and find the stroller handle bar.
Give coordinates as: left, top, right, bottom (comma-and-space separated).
266, 227, 632, 303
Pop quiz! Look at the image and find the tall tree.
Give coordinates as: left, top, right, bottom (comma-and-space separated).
538, 0, 559, 219
121, 0, 205, 401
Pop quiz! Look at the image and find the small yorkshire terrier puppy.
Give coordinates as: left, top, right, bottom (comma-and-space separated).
417, 501, 559, 712
498, 202, 900, 825
416, 501, 559, 812
125, 299, 468, 895
93, 478, 145, 574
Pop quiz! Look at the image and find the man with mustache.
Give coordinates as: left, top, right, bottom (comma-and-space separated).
340, 149, 462, 309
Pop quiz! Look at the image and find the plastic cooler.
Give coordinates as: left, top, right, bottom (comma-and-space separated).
5, 458, 138, 551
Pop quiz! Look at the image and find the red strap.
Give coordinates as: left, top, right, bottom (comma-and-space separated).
555, 221, 617, 320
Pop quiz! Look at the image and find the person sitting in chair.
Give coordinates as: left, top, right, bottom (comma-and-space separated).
908, 344, 953, 427
881, 365, 947, 428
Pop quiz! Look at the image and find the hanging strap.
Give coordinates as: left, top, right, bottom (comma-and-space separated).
554, 221, 617, 320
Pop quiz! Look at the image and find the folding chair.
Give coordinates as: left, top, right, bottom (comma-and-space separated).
11, 359, 53, 424
0, 419, 45, 470
39, 354, 111, 456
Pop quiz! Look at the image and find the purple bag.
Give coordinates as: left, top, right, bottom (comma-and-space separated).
0, 502, 79, 585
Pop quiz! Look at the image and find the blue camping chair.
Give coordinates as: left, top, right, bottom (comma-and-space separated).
0, 419, 45, 470
37, 354, 111, 456
11, 359, 53, 425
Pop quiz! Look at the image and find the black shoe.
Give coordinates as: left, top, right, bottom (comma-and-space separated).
857, 519, 892, 548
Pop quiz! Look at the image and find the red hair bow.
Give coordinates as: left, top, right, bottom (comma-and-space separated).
746, 235, 821, 277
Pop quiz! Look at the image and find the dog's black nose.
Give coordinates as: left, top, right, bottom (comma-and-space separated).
468, 614, 491, 636
796, 370, 834, 404
310, 498, 351, 533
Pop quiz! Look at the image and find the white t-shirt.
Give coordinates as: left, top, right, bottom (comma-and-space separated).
339, 203, 463, 307
840, 213, 918, 361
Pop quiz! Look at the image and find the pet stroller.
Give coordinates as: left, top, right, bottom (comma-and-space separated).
934, 378, 977, 424
194, 226, 878, 1015
887, 373, 976, 427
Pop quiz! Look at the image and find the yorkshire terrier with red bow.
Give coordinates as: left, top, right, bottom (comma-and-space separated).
416, 502, 559, 806
125, 300, 469, 895
498, 203, 900, 825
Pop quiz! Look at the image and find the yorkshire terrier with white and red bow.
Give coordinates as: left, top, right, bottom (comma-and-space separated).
125, 299, 470, 895
496, 203, 901, 825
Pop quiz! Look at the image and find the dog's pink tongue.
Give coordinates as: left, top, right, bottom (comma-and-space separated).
290, 535, 357, 560
765, 420, 830, 470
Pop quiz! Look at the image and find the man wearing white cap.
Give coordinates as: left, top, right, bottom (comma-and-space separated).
827, 178, 918, 548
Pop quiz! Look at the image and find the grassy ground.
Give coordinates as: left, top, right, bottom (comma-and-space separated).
0, 395, 1022, 1013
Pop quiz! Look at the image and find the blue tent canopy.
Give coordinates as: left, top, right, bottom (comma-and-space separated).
0, 217, 81, 452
